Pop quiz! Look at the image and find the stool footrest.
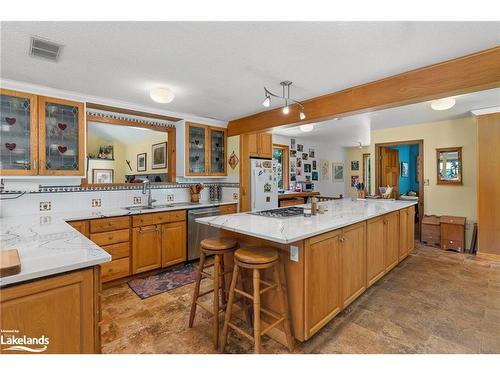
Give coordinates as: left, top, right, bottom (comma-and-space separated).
260, 284, 277, 295
227, 322, 254, 341
234, 288, 254, 300
261, 317, 285, 336
260, 307, 282, 321
200, 271, 214, 279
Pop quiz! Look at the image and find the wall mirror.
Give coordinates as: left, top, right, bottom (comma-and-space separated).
436, 147, 462, 185
83, 108, 177, 185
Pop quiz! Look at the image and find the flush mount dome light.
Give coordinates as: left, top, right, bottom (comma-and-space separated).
431, 97, 456, 111
300, 124, 314, 132
150, 87, 175, 103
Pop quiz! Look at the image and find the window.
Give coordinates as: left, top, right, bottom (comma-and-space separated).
272, 144, 289, 190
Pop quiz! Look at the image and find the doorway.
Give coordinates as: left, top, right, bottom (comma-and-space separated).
375, 140, 424, 240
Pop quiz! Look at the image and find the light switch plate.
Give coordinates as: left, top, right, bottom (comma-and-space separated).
39, 201, 51, 211
133, 196, 142, 204
167, 194, 174, 202
91, 198, 101, 208
424, 179, 430, 186
290, 245, 299, 262
232, 192, 239, 200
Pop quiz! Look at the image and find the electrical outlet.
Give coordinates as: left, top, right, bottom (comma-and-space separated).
91, 198, 102, 208
290, 246, 299, 262
39, 201, 51, 211
424, 179, 430, 186
232, 192, 239, 200
133, 196, 142, 204
167, 194, 174, 202
40, 216, 51, 225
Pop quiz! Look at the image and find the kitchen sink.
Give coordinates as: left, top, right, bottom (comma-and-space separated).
123, 202, 201, 211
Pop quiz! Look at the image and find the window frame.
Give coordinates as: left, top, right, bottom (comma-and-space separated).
272, 143, 290, 190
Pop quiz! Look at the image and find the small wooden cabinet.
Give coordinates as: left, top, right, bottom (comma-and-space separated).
440, 215, 466, 252
422, 215, 441, 248
341, 222, 367, 307
132, 225, 162, 274
185, 122, 227, 176
244, 132, 273, 159
161, 221, 187, 268
0, 268, 99, 353
0, 89, 85, 176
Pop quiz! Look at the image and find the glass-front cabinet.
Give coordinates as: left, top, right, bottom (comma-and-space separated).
0, 89, 84, 176
185, 122, 227, 176
0, 89, 38, 175
38, 96, 84, 175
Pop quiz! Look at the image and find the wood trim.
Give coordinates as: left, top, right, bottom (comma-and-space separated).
273, 143, 290, 190
228, 47, 500, 136
436, 146, 463, 185
0, 88, 39, 176
375, 139, 424, 242
38, 96, 85, 176
86, 102, 181, 122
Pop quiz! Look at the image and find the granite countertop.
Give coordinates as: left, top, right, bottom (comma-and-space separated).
196, 198, 417, 244
0, 200, 237, 287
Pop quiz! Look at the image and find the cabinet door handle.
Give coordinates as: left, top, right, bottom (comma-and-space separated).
33, 159, 38, 171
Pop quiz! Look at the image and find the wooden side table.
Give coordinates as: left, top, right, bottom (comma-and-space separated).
440, 216, 466, 252
422, 215, 441, 248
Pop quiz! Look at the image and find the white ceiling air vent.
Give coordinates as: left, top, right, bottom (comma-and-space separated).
29, 37, 62, 62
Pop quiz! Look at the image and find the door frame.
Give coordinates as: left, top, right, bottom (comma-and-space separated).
272, 143, 290, 190
375, 139, 424, 240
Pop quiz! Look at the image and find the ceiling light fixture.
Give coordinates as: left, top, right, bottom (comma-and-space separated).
357, 142, 363, 149
150, 87, 175, 104
431, 97, 456, 111
300, 124, 314, 132
262, 81, 305, 121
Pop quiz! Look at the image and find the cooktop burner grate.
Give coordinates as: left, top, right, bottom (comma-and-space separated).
250, 206, 304, 218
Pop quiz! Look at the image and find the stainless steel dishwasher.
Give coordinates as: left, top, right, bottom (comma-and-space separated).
187, 206, 222, 260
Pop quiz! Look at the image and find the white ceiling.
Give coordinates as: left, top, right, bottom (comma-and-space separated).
88, 122, 162, 144
273, 88, 500, 146
1, 22, 499, 121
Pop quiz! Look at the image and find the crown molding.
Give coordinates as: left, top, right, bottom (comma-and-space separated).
470, 106, 500, 116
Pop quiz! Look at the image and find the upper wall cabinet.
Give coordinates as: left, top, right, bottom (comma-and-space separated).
0, 89, 85, 176
177, 121, 227, 177
0, 89, 38, 175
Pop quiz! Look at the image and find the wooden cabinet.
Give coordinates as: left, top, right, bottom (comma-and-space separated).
304, 230, 342, 338
341, 222, 366, 307
440, 215, 466, 252
0, 89, 84, 176
132, 225, 162, 274
367, 216, 385, 286
0, 89, 38, 175
0, 268, 99, 353
68, 220, 89, 237
422, 215, 441, 248
244, 132, 273, 158
385, 211, 400, 272
219, 203, 238, 215
399, 207, 409, 261
161, 221, 186, 268
185, 122, 227, 176
406, 205, 415, 254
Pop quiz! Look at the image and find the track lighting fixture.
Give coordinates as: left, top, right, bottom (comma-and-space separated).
262, 81, 306, 121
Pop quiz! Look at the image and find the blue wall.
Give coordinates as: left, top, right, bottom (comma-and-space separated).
389, 145, 419, 195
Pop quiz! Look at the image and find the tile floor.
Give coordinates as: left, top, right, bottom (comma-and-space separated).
101, 243, 500, 354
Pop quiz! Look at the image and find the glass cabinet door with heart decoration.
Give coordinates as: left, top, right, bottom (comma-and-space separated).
209, 127, 226, 175
186, 122, 208, 175
0, 89, 38, 175
38, 96, 85, 175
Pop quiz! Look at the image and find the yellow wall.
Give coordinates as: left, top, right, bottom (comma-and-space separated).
345, 116, 477, 245
124, 132, 169, 175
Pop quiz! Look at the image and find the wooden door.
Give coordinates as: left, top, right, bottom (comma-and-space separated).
380, 147, 399, 198
132, 225, 162, 274
399, 208, 408, 260
258, 132, 273, 158
385, 211, 400, 271
341, 222, 366, 307
304, 230, 342, 338
406, 205, 415, 254
0, 89, 38, 176
0, 269, 96, 353
245, 133, 259, 156
161, 221, 187, 268
38, 96, 84, 176
367, 216, 385, 287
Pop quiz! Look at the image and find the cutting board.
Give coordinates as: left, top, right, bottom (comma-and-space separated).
0, 249, 21, 277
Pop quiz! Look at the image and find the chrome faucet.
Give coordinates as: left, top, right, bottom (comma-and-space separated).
142, 179, 156, 208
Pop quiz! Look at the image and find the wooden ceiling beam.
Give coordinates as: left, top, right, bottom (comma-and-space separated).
227, 46, 500, 136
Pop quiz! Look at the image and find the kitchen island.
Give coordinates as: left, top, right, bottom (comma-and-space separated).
196, 198, 417, 342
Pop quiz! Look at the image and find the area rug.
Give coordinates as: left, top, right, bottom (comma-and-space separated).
128, 263, 198, 299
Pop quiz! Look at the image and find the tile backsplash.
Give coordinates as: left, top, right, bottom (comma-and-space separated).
0, 186, 239, 217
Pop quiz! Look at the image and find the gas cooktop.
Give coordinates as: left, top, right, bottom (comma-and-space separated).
250, 207, 304, 218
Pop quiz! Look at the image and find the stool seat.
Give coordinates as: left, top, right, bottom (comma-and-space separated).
200, 237, 238, 252
235, 247, 279, 265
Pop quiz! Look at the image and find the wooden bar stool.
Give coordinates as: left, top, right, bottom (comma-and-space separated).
189, 237, 238, 349
220, 247, 295, 354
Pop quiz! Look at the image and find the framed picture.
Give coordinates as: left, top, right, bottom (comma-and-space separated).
297, 144, 304, 152
92, 168, 113, 184
304, 163, 311, 173
290, 138, 296, 150
312, 160, 317, 170
401, 162, 409, 177
320, 159, 330, 180
290, 160, 296, 173
332, 162, 344, 182
309, 148, 315, 158
351, 160, 359, 171
312, 171, 319, 181
152, 142, 167, 169
302, 153, 308, 160
290, 149, 297, 158
351, 175, 359, 187
297, 158, 302, 168
305, 175, 311, 182
137, 152, 147, 172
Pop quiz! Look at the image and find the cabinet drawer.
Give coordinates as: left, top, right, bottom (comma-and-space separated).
132, 213, 155, 227
153, 210, 186, 224
442, 239, 464, 252
90, 216, 130, 233
219, 204, 238, 214
101, 257, 130, 282
166, 210, 186, 223
102, 242, 130, 260
90, 229, 130, 246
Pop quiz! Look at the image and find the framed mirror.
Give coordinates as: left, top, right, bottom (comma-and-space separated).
436, 147, 462, 185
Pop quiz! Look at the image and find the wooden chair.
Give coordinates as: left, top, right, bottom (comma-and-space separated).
220, 247, 295, 354
188, 237, 238, 349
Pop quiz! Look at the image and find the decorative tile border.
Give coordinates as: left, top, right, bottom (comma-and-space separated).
0, 182, 239, 195
86, 109, 178, 128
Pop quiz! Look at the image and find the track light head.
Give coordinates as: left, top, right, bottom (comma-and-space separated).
262, 95, 271, 108
299, 111, 306, 120
282, 105, 290, 115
